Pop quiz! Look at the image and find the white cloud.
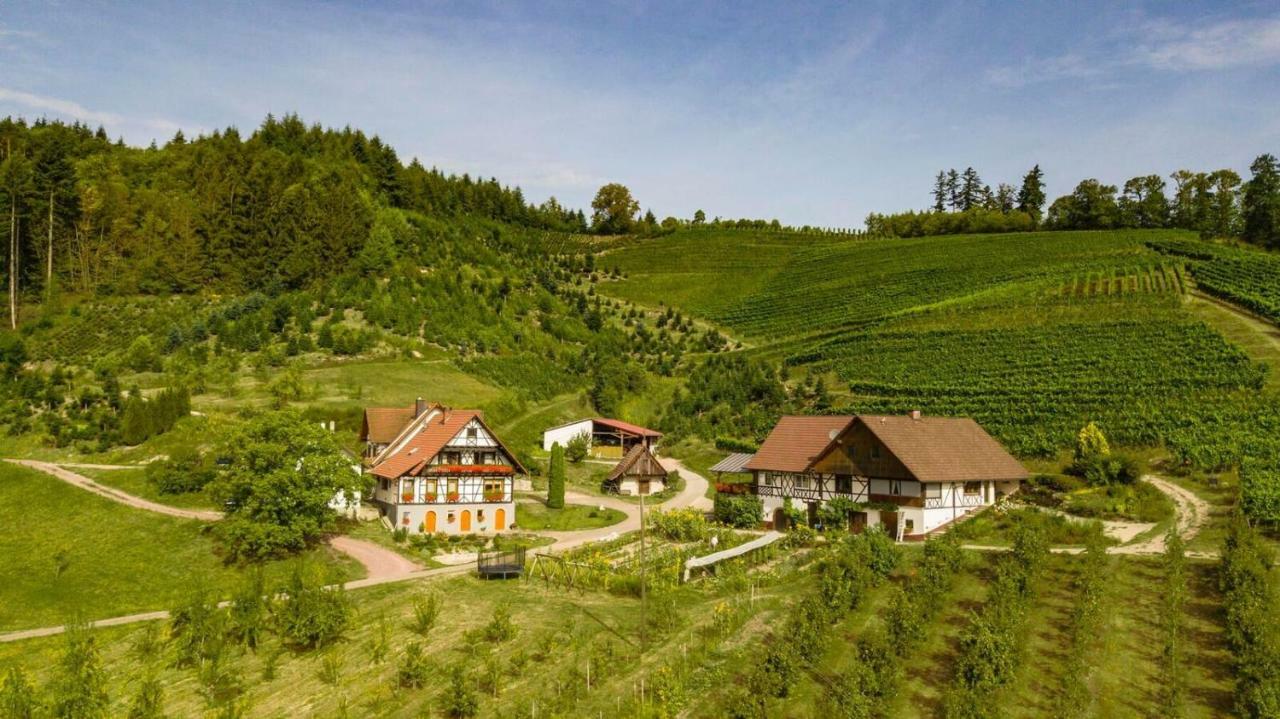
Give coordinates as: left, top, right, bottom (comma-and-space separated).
0, 86, 188, 137
1136, 17, 1280, 71
984, 53, 1101, 88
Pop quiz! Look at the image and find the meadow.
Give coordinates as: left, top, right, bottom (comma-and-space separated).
0, 464, 361, 632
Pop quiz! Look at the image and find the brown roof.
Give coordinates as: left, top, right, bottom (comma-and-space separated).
370, 408, 527, 479
360, 406, 418, 444
842, 415, 1027, 483
606, 444, 668, 482
593, 418, 663, 438
744, 415, 855, 473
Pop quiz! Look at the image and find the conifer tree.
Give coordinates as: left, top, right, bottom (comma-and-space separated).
1017, 165, 1047, 225
932, 171, 948, 212
945, 169, 961, 211
547, 442, 566, 509
959, 167, 983, 211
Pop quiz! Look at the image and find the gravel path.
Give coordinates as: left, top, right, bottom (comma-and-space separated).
963, 474, 1217, 559
6, 459, 221, 521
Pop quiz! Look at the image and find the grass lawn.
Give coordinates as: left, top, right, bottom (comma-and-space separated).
0, 543, 817, 718
0, 464, 362, 632
515, 501, 626, 530
75, 466, 216, 511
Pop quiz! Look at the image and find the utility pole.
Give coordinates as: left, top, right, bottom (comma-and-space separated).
639, 486, 647, 654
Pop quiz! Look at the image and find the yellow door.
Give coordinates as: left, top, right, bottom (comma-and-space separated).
495, 508, 506, 531
425, 511, 436, 533
460, 510, 471, 532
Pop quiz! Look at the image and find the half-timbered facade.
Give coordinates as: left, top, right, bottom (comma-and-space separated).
745, 413, 1026, 539
361, 401, 527, 535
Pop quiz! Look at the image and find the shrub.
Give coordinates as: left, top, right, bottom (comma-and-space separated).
397, 643, 431, 688
565, 432, 589, 463
713, 493, 762, 528
483, 603, 516, 643
1074, 421, 1111, 462
442, 663, 479, 718
275, 563, 350, 649
146, 445, 216, 495
0, 667, 38, 719
649, 508, 709, 541
48, 622, 110, 719
169, 587, 226, 668
126, 675, 166, 719
1077, 452, 1141, 486
410, 592, 441, 637
228, 570, 268, 649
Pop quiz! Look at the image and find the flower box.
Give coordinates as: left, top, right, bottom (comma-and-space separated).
446, 492, 461, 503
401, 492, 415, 502
484, 492, 505, 502
424, 493, 439, 503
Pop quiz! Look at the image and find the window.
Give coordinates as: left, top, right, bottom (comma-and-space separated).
870, 444, 881, 460
424, 479, 438, 497
890, 480, 902, 495
964, 481, 982, 496
467, 427, 478, 440
447, 479, 459, 498
477, 509, 486, 522
484, 479, 504, 495
447, 512, 456, 524
845, 445, 857, 463
835, 476, 852, 494
904, 519, 915, 533
924, 484, 942, 498
795, 475, 810, 490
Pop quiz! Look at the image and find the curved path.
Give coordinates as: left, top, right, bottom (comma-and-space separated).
0, 455, 719, 642
963, 474, 1217, 559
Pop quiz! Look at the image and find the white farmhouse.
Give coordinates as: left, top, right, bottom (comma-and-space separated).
744, 412, 1027, 539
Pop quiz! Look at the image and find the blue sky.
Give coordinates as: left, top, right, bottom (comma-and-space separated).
2, 1, 1279, 227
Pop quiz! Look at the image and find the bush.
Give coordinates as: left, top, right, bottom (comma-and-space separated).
275, 563, 350, 649
169, 587, 226, 668
146, 445, 216, 494
565, 432, 589, 463
410, 592, 441, 637
482, 603, 516, 643
126, 675, 166, 719
397, 642, 431, 688
48, 622, 110, 719
0, 667, 39, 719
649, 508, 709, 541
713, 493, 762, 528
1075, 452, 1141, 486
442, 663, 479, 718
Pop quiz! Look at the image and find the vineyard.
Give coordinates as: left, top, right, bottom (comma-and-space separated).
1149, 238, 1280, 324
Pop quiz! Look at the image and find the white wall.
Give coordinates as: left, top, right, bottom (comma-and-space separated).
389, 501, 515, 535
542, 420, 593, 452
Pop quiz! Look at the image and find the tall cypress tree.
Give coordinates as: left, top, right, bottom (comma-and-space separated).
547, 443, 566, 509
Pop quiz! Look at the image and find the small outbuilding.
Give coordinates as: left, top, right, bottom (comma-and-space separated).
541, 417, 662, 459
604, 444, 668, 496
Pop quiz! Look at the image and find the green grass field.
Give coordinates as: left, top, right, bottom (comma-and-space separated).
514, 501, 626, 530
0, 464, 362, 631
75, 466, 216, 510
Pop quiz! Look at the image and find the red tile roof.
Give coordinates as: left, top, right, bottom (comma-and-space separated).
592, 418, 663, 438
744, 415, 855, 473
369, 408, 527, 479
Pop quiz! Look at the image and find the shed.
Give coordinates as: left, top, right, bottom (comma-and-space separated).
604, 444, 668, 496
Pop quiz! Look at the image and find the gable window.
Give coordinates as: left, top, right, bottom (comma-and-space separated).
964, 481, 982, 496
844, 445, 857, 463
870, 444, 881, 460
467, 427, 478, 440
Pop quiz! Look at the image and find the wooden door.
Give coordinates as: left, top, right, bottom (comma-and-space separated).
425, 511, 437, 533
495, 508, 506, 531
850, 511, 867, 534
460, 510, 471, 532
639, 479, 650, 496
772, 508, 788, 531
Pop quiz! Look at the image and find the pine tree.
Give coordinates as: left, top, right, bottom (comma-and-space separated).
932, 171, 948, 212
959, 167, 982, 211
0, 666, 38, 719
547, 442, 566, 509
1017, 165, 1047, 225
945, 169, 961, 211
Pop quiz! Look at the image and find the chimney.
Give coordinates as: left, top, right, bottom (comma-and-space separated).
909, 410, 922, 421
414, 397, 427, 417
